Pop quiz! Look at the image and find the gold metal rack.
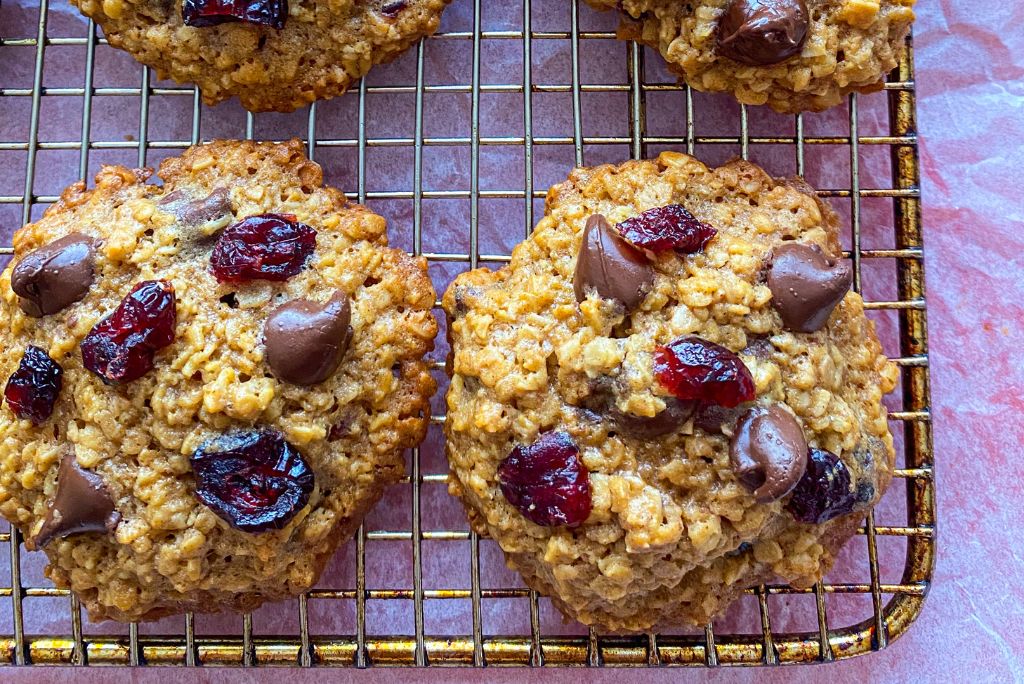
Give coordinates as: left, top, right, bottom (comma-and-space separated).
0, 0, 933, 667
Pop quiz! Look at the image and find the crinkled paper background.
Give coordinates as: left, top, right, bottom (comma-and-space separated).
0, 0, 1022, 681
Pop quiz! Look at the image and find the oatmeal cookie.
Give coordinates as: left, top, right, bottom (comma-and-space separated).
69, 0, 451, 112
0, 139, 437, 622
584, 0, 915, 113
443, 152, 897, 631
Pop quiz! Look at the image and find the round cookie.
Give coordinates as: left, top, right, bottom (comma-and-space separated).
584, 0, 916, 113
0, 139, 437, 622
443, 152, 898, 631
70, 0, 452, 112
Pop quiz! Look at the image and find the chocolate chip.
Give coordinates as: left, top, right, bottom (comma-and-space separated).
583, 376, 695, 438
574, 406, 604, 424
767, 242, 852, 333
729, 404, 807, 503
379, 0, 407, 17
717, 0, 809, 67
610, 397, 697, 438
264, 290, 352, 385
158, 187, 233, 228
573, 214, 655, 311
741, 335, 775, 360
11, 233, 97, 318
692, 402, 743, 434
33, 451, 120, 549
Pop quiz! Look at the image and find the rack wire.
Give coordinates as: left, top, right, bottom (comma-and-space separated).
0, 0, 933, 668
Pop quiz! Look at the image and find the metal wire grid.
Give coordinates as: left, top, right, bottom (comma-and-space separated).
0, 0, 934, 668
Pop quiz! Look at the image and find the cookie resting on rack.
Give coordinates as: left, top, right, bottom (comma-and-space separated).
442, 152, 898, 631
583, 0, 915, 113
0, 139, 437, 622
69, 0, 451, 112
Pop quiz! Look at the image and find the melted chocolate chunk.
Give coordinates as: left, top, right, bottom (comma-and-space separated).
767, 242, 853, 332
33, 452, 120, 549
582, 377, 695, 438
11, 233, 97, 317
158, 187, 233, 228
573, 214, 655, 311
611, 397, 697, 438
379, 0, 407, 17
264, 291, 352, 385
741, 335, 775, 360
692, 402, 743, 434
729, 404, 807, 503
717, 0, 809, 66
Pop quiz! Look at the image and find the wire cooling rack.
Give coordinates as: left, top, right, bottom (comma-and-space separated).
0, 0, 933, 668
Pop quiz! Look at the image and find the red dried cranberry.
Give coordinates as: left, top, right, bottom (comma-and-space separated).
81, 280, 177, 385
786, 448, 858, 524
182, 0, 287, 29
616, 205, 717, 253
210, 213, 316, 283
497, 431, 591, 527
191, 430, 314, 532
654, 336, 755, 408
4, 346, 63, 424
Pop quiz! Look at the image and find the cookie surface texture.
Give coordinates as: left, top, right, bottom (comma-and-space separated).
0, 139, 437, 621
584, 0, 915, 113
70, 0, 451, 111
443, 152, 897, 631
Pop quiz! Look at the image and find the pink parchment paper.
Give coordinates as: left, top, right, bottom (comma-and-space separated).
0, 0, 1022, 681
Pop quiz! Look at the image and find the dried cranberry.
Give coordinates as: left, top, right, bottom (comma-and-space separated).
4, 346, 63, 424
654, 336, 755, 408
81, 280, 177, 384
497, 431, 591, 527
616, 205, 717, 253
191, 430, 314, 532
786, 448, 858, 524
181, 0, 287, 29
210, 214, 316, 283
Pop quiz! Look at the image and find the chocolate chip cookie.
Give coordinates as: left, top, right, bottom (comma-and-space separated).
584, 0, 916, 113
69, 0, 451, 112
443, 152, 898, 631
0, 139, 437, 622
